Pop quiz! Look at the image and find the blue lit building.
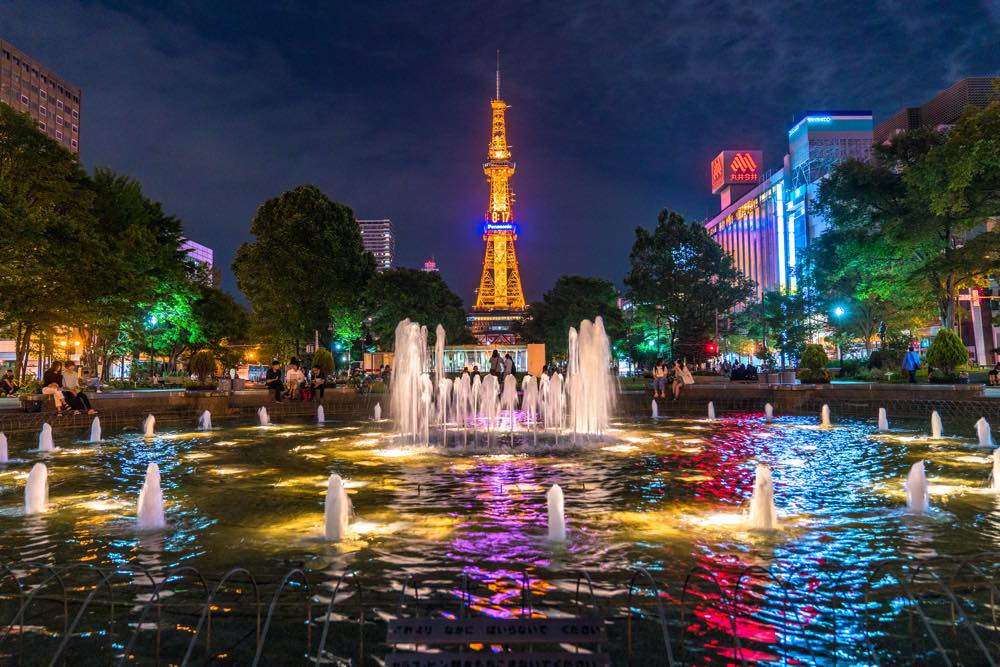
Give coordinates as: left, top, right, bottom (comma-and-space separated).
704, 111, 873, 296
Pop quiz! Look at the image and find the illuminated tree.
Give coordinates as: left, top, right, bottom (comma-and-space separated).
232, 185, 375, 356
625, 209, 753, 363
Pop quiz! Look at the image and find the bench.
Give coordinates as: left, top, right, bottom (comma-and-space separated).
385, 616, 609, 666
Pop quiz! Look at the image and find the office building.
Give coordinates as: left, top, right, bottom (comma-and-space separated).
0, 38, 81, 153
357, 219, 395, 271
181, 238, 215, 284
874, 77, 998, 144
704, 111, 873, 297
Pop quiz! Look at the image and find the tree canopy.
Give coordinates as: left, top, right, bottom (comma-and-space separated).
520, 275, 624, 358
232, 185, 374, 357
624, 209, 754, 362
363, 268, 471, 350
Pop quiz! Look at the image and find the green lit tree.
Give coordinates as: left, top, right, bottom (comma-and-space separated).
925, 328, 969, 380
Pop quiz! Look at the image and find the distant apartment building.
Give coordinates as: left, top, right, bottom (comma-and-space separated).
357, 219, 394, 271
876, 77, 999, 365
0, 38, 81, 153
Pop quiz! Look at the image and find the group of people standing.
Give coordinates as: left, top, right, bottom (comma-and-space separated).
263, 357, 328, 402
651, 359, 694, 400
40, 361, 97, 416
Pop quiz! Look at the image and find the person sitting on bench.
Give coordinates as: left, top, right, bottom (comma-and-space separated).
62, 361, 97, 415
0, 370, 18, 396
42, 361, 71, 415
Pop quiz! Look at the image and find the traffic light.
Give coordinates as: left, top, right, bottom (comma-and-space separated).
706, 341, 718, 356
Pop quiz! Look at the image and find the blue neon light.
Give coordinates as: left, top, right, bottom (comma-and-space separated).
483, 222, 517, 233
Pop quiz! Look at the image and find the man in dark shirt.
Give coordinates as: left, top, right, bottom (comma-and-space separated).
264, 360, 283, 401
311, 364, 327, 401
0, 370, 18, 396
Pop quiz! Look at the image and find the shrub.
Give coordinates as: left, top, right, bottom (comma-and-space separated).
925, 328, 968, 377
313, 347, 335, 375
800, 344, 828, 372
868, 349, 887, 369
188, 350, 217, 383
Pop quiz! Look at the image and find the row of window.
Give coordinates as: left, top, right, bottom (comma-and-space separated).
1, 48, 80, 103
7, 81, 79, 116
33, 120, 78, 147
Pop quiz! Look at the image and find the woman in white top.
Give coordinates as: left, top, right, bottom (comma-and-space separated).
285, 363, 305, 399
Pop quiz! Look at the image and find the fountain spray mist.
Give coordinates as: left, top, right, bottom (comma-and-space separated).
820, 405, 831, 428
24, 463, 48, 515
137, 463, 166, 530
747, 464, 778, 530
38, 423, 54, 451
143, 414, 155, 437
89, 417, 101, 443
565, 317, 615, 436
0, 432, 7, 463
976, 418, 994, 447
199, 410, 212, 431
324, 474, 351, 541
931, 411, 943, 439
707, 402, 716, 421
317, 405, 325, 424
991, 449, 1000, 491
257, 407, 270, 426
547, 484, 566, 541
878, 408, 889, 433
906, 461, 929, 513
764, 403, 773, 423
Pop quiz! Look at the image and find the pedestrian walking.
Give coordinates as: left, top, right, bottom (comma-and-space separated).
902, 346, 921, 384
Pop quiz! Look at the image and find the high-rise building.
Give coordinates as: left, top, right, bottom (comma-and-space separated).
874, 77, 998, 144
704, 111, 873, 297
0, 38, 81, 153
357, 219, 395, 271
468, 59, 527, 344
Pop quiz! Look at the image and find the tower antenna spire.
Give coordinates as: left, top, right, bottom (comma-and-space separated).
495, 49, 500, 100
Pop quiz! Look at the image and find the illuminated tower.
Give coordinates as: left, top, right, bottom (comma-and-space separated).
474, 57, 526, 312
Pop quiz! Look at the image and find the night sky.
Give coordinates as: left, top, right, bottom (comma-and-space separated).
3, 1, 999, 305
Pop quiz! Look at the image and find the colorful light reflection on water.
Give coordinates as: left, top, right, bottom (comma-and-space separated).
0, 412, 998, 662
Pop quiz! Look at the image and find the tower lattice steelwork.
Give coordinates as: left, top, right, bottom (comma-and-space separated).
474, 58, 525, 312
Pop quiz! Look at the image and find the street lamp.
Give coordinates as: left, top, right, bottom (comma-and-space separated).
833, 306, 845, 318
832, 305, 847, 376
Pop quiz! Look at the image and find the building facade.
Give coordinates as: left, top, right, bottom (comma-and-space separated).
357, 219, 395, 271
0, 38, 81, 153
704, 111, 873, 297
181, 238, 215, 284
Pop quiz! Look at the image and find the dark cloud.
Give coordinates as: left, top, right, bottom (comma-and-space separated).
2, 1, 998, 304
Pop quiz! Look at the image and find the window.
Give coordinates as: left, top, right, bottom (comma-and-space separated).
71, 124, 77, 133
56, 99, 63, 109
37, 121, 45, 130
56, 115, 62, 125
55, 130, 62, 140
39, 105, 46, 115
72, 109, 78, 119
70, 139, 78, 148
19, 94, 27, 105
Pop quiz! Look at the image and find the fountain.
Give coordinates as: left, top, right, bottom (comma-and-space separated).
0, 432, 6, 463
906, 461, 929, 513
878, 408, 889, 433
820, 404, 831, 428
24, 463, 48, 515
373, 403, 381, 421
521, 375, 538, 423
501, 375, 518, 431
931, 411, 943, 439
317, 405, 325, 424
89, 416, 102, 443
992, 449, 1000, 491
136, 463, 166, 530
546, 484, 566, 541
565, 317, 615, 436
390, 319, 429, 441
651, 399, 658, 419
976, 418, 994, 447
707, 402, 716, 421
258, 407, 270, 426
324, 473, 351, 541
38, 423, 54, 451
746, 464, 778, 530
143, 414, 155, 437
764, 403, 773, 423
199, 410, 212, 431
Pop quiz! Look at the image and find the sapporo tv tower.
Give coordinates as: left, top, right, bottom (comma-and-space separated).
468, 52, 526, 344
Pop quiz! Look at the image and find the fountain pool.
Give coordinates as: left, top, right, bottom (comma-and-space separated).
0, 411, 997, 663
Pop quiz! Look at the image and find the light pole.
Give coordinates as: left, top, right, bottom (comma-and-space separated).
832, 305, 846, 376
